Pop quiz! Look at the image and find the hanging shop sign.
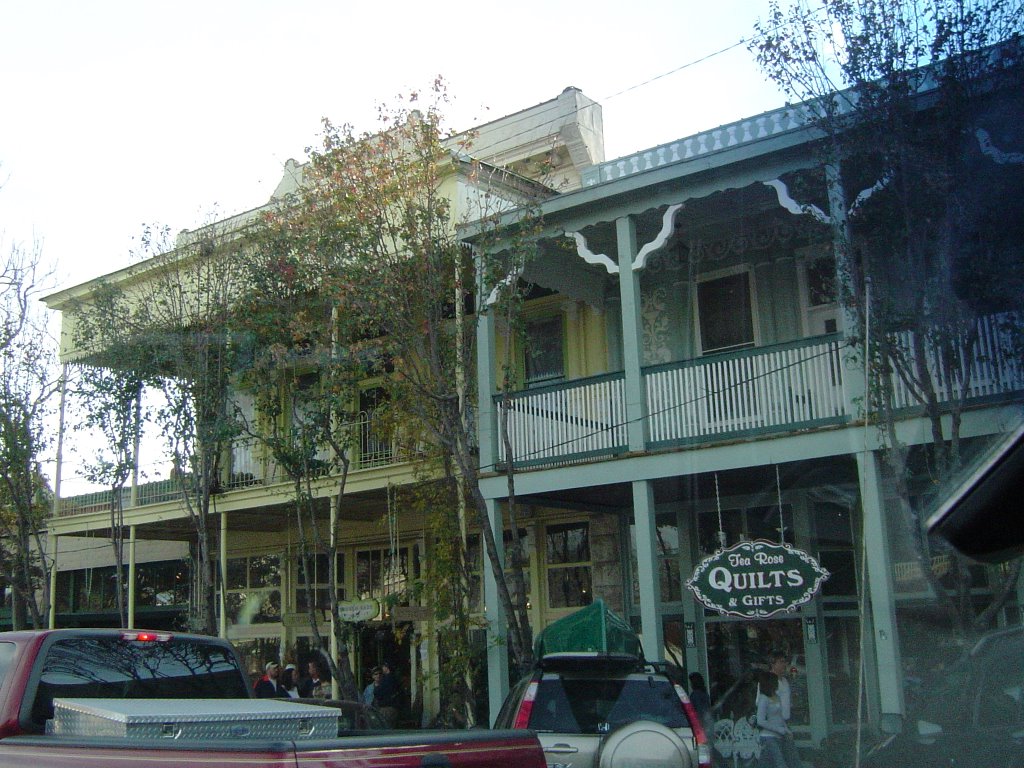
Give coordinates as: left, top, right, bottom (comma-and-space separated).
335, 598, 380, 623
686, 540, 830, 619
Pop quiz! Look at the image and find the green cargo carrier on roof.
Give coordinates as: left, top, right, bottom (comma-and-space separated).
533, 599, 643, 659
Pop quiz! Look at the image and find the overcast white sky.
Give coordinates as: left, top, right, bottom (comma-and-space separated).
1, 0, 786, 295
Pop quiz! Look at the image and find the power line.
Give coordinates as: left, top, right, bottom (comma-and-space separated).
464, 11, 803, 162
451, 32, 770, 161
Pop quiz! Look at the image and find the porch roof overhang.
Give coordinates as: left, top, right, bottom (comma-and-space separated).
461, 101, 824, 248
464, 103, 827, 310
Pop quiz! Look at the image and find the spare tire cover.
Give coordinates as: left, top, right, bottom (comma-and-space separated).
597, 720, 693, 768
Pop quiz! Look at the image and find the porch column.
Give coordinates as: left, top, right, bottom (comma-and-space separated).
615, 215, 649, 451
128, 525, 137, 629
130, 385, 142, 509
476, 280, 509, 723
219, 512, 228, 639
632, 481, 664, 660
826, 162, 866, 411
616, 215, 662, 657
476, 275, 499, 473
49, 366, 68, 630
677, 513, 703, 673
330, 495, 339, 701
857, 450, 905, 733
483, 498, 509, 725
48, 535, 58, 629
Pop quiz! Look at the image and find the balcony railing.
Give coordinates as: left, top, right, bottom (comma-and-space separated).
496, 323, 1024, 469
886, 313, 1023, 409
58, 410, 414, 518
497, 335, 846, 468
497, 373, 628, 468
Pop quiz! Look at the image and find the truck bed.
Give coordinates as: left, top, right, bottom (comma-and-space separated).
0, 728, 545, 767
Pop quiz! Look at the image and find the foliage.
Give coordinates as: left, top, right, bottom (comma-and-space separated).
0, 238, 58, 628
70, 223, 243, 635
242, 79, 550, 713
751, 0, 1024, 635
76, 366, 147, 628
232, 198, 370, 701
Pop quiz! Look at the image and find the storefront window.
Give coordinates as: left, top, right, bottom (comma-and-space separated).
55, 560, 190, 613
296, 552, 345, 612
546, 522, 591, 609
814, 502, 859, 599
662, 615, 689, 672
356, 546, 418, 606
629, 514, 682, 605
697, 504, 794, 558
824, 616, 862, 724
135, 560, 190, 607
223, 554, 281, 625
705, 619, 809, 727
466, 529, 532, 612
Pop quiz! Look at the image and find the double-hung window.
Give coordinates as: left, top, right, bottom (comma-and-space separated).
696, 269, 756, 354
524, 315, 565, 386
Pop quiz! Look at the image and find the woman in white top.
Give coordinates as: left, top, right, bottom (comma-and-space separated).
756, 672, 797, 768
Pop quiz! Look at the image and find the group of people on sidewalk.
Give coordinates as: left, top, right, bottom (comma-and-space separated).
253, 658, 328, 699
688, 651, 803, 768
252, 655, 402, 728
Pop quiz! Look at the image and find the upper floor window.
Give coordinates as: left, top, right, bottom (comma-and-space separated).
525, 315, 565, 386
800, 252, 839, 336
696, 270, 755, 354
359, 387, 393, 467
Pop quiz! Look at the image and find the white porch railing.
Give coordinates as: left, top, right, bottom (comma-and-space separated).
497, 336, 848, 467
229, 437, 263, 488
497, 375, 628, 467
886, 313, 1024, 409
646, 336, 847, 444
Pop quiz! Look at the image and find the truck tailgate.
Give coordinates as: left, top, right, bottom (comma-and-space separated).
293, 729, 547, 768
0, 736, 299, 768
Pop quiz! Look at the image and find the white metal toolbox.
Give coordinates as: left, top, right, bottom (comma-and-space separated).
47, 698, 339, 740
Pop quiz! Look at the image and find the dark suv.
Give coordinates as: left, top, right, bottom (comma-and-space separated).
495, 654, 711, 768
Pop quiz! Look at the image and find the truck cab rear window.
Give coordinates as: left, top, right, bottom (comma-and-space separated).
29, 636, 249, 729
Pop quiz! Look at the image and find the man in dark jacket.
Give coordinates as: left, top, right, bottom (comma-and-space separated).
373, 660, 401, 727
299, 659, 326, 698
254, 661, 282, 698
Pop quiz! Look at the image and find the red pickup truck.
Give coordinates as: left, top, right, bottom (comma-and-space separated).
0, 628, 545, 768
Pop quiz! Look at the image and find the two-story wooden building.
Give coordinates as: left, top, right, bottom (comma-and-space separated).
470, 66, 1024, 749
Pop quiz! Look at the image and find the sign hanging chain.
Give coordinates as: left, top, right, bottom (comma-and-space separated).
715, 473, 727, 550
776, 464, 785, 544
